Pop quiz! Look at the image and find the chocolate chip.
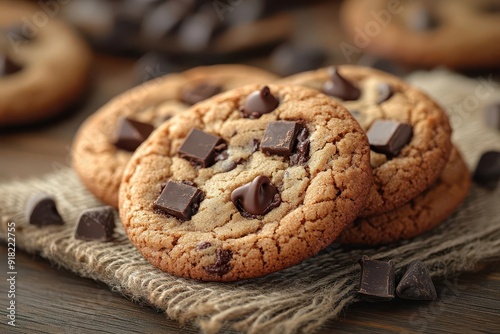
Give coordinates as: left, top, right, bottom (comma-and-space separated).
153, 180, 204, 220
473, 151, 500, 190
290, 127, 310, 165
396, 261, 437, 300
197, 241, 212, 250
75, 206, 115, 241
180, 82, 223, 106
240, 86, 279, 119
322, 67, 361, 101
113, 117, 155, 152
408, 7, 440, 31
484, 102, 500, 130
376, 83, 393, 104
178, 128, 226, 168
366, 120, 413, 157
358, 256, 395, 301
231, 176, 281, 217
25, 193, 64, 227
261, 121, 302, 157
0, 55, 22, 76
204, 249, 232, 276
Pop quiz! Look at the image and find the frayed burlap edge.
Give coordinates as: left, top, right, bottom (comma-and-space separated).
1, 70, 499, 334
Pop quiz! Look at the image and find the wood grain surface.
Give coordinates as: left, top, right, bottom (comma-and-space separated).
1, 56, 499, 334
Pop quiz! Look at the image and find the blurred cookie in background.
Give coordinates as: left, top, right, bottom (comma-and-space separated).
60, 0, 328, 59
341, 0, 500, 69
0, 0, 92, 127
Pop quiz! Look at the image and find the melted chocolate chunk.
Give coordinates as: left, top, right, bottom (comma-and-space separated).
366, 120, 413, 157
261, 121, 302, 157
396, 261, 437, 300
178, 128, 226, 168
358, 256, 395, 301
75, 206, 115, 241
376, 83, 393, 104
180, 82, 223, 105
473, 151, 500, 190
231, 176, 281, 217
0, 55, 22, 77
204, 249, 232, 276
290, 127, 310, 165
240, 86, 279, 119
113, 117, 155, 152
197, 241, 212, 250
321, 67, 361, 101
25, 193, 64, 227
484, 102, 500, 131
153, 181, 204, 220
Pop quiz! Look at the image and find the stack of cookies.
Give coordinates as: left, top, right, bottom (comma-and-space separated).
72, 64, 469, 281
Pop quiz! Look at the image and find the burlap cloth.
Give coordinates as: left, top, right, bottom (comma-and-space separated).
1, 70, 499, 333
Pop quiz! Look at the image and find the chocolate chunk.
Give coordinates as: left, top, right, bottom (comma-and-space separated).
177, 8, 222, 52
178, 128, 226, 168
367, 120, 413, 157
153, 180, 204, 220
0, 55, 22, 76
25, 193, 64, 227
204, 249, 232, 276
231, 176, 280, 217
240, 86, 279, 119
251, 139, 260, 153
290, 127, 310, 165
408, 7, 440, 31
396, 261, 437, 300
141, 0, 194, 40
322, 67, 361, 101
113, 117, 155, 152
270, 43, 327, 76
261, 121, 302, 157
484, 102, 500, 130
75, 206, 115, 241
358, 256, 395, 301
180, 82, 223, 105
376, 83, 393, 104
197, 241, 212, 250
473, 151, 500, 190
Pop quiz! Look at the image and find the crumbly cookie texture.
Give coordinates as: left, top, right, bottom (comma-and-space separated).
72, 65, 279, 207
338, 148, 470, 245
280, 66, 452, 216
0, 1, 92, 126
119, 84, 373, 281
341, 0, 500, 68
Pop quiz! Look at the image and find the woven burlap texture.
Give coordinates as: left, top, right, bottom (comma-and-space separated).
1, 70, 499, 334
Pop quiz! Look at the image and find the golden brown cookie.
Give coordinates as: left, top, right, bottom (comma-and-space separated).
341, 0, 500, 68
0, 1, 92, 126
119, 84, 372, 281
280, 66, 452, 216
338, 147, 470, 245
72, 65, 279, 207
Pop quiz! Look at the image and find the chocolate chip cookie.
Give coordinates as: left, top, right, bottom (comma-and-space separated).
119, 84, 372, 281
338, 147, 470, 245
0, 1, 92, 126
72, 65, 279, 207
341, 0, 500, 68
280, 66, 452, 216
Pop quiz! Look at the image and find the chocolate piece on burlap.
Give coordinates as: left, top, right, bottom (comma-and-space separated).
1, 70, 500, 333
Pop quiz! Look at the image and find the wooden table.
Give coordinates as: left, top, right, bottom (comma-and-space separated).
1, 56, 499, 334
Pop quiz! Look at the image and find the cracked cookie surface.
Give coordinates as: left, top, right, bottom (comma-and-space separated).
338, 147, 470, 245
280, 66, 452, 216
72, 65, 278, 207
119, 84, 372, 281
